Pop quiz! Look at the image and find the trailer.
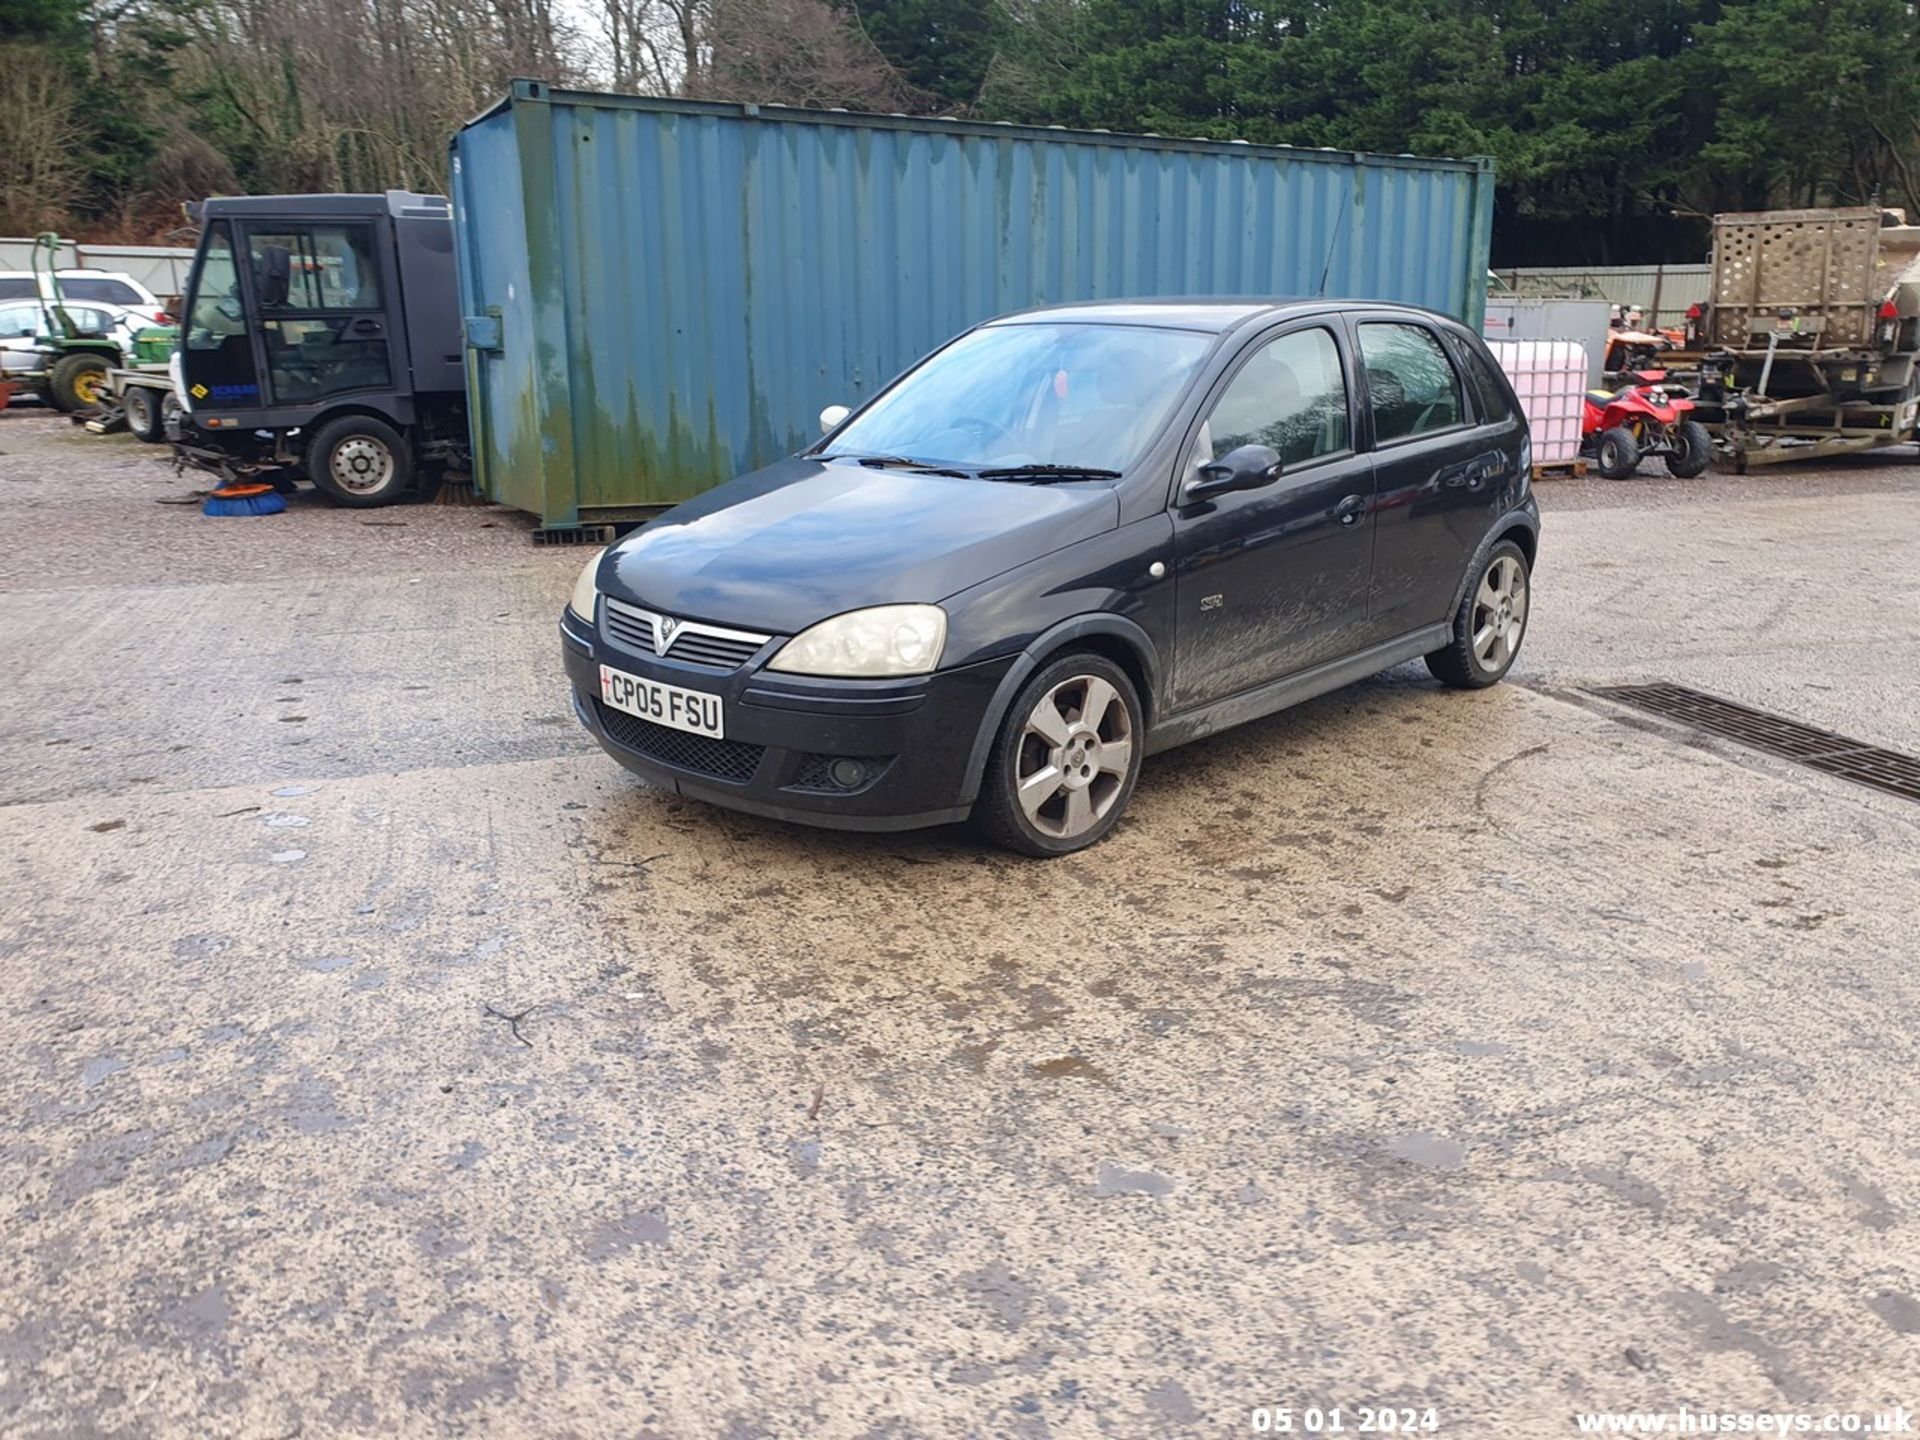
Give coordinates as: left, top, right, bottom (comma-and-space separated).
81, 365, 180, 442
1690, 206, 1920, 469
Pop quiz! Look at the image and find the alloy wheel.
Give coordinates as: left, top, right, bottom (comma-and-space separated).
1471, 554, 1528, 670
1014, 674, 1134, 840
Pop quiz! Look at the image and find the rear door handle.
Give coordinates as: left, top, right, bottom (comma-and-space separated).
1335, 494, 1367, 525
348, 317, 384, 334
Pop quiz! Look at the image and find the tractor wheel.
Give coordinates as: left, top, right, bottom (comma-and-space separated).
48, 353, 112, 414
1665, 420, 1713, 479
124, 386, 166, 443
1596, 425, 1641, 479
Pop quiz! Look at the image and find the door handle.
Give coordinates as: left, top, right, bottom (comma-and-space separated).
1335, 494, 1367, 525
348, 317, 383, 334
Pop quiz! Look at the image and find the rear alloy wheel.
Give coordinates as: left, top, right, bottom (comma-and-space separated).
1595, 425, 1640, 479
975, 653, 1143, 857
307, 414, 414, 507
1427, 540, 1531, 690
124, 385, 165, 442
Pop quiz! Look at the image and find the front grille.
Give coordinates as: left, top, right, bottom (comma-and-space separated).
602, 597, 768, 671
594, 701, 764, 783
1592, 683, 1920, 804
603, 602, 658, 654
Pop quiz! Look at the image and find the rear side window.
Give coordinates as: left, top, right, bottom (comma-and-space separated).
1446, 332, 1515, 423
60, 277, 144, 305
1359, 322, 1464, 443
0, 278, 32, 301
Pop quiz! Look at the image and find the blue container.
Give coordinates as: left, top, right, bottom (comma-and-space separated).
451, 81, 1495, 525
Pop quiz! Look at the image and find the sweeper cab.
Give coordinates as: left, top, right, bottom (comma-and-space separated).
173, 192, 468, 507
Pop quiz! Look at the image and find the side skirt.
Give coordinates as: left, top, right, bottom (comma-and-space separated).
1144, 624, 1451, 756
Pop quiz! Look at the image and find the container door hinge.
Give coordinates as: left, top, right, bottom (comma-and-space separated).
464, 314, 502, 352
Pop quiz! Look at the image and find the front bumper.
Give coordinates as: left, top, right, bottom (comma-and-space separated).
562, 608, 1014, 832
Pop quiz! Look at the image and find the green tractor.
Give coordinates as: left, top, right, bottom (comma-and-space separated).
23, 232, 172, 413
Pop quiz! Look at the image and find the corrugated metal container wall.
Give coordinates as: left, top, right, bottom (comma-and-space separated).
451, 81, 1496, 526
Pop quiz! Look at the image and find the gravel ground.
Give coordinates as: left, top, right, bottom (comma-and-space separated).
3, 407, 1918, 1438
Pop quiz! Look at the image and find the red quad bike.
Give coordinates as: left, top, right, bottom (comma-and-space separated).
1583, 370, 1714, 479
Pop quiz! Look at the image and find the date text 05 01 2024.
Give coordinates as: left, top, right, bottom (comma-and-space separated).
1251, 1407, 1440, 1434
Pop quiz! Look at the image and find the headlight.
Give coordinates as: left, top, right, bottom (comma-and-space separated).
568, 548, 605, 623
767, 604, 947, 677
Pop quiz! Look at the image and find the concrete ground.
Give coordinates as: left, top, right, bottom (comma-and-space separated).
2, 408, 1917, 1437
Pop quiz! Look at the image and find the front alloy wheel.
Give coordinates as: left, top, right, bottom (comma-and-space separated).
976, 653, 1143, 856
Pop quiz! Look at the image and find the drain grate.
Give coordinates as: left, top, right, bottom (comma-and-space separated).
1592, 683, 1920, 803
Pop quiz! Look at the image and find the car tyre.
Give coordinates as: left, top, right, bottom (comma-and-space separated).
307, 414, 413, 507
1595, 425, 1640, 479
1426, 539, 1531, 690
974, 652, 1143, 858
48, 352, 111, 414
1665, 419, 1713, 478
124, 385, 165, 442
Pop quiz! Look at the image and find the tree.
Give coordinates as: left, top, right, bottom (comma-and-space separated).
0, 42, 86, 230
839, 0, 1004, 109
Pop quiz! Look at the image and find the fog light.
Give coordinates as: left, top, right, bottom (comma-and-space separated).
828, 758, 868, 789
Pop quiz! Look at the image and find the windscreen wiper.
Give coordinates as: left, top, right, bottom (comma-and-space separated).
819, 452, 971, 478
976, 464, 1123, 481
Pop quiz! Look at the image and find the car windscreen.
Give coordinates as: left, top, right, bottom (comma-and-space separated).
60, 277, 144, 305
826, 322, 1213, 473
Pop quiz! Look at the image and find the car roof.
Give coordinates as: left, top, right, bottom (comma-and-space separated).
983, 296, 1462, 335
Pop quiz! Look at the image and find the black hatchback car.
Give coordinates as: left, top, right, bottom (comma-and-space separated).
561, 299, 1539, 855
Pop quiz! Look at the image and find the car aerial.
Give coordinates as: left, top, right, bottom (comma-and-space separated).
561, 298, 1540, 856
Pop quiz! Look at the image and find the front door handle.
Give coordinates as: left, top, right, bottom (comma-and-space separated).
1335, 494, 1367, 526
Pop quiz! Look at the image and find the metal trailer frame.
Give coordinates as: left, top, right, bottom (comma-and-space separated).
81, 365, 179, 439
1698, 327, 1920, 470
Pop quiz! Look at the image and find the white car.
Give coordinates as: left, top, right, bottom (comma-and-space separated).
0, 269, 172, 330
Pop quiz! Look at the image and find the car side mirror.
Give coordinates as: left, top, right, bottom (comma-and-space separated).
1184, 443, 1282, 502
818, 403, 851, 435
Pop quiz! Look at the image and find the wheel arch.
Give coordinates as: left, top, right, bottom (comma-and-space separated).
1448, 510, 1540, 617
958, 614, 1163, 807
300, 403, 415, 453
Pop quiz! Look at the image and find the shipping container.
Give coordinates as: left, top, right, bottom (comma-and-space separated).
450, 80, 1496, 526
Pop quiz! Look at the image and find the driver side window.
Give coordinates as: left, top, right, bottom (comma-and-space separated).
1359, 322, 1464, 443
1202, 327, 1350, 469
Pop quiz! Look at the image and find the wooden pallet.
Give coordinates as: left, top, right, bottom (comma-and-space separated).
1531, 458, 1588, 480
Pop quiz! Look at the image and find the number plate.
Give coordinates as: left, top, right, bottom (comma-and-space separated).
598, 664, 724, 738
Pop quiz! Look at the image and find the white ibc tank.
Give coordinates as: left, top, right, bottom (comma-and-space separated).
1487, 339, 1587, 467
